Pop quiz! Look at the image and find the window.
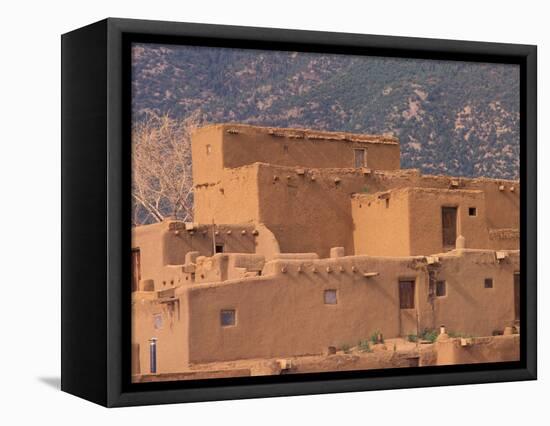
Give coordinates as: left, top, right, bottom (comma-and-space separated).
484, 278, 493, 289
469, 207, 477, 216
436, 280, 446, 297
283, 144, 289, 154
220, 309, 236, 326
153, 313, 163, 330
354, 149, 366, 168
215, 243, 224, 254
324, 289, 338, 305
206, 144, 212, 155
399, 280, 415, 309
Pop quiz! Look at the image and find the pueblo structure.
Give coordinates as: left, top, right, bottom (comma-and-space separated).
132, 124, 520, 379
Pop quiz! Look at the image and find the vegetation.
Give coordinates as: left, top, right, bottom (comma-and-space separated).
341, 344, 351, 354
407, 329, 439, 343
370, 330, 384, 344
358, 340, 372, 353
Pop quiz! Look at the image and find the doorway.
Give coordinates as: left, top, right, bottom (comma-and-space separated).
399, 279, 417, 336
441, 207, 458, 250
131, 248, 141, 292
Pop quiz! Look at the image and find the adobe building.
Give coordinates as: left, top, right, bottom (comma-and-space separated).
131, 124, 520, 377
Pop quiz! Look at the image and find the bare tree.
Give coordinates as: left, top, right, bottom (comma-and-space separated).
132, 113, 198, 225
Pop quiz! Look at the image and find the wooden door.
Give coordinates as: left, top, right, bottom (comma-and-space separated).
131, 249, 141, 292
441, 207, 458, 250
399, 280, 417, 336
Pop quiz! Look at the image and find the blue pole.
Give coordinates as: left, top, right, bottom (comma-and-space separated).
149, 338, 157, 374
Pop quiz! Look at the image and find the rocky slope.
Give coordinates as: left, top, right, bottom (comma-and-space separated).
132, 44, 520, 179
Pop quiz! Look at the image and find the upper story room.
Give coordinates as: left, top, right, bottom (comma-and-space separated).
191, 124, 401, 185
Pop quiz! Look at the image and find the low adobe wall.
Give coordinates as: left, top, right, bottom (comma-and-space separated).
436, 335, 520, 365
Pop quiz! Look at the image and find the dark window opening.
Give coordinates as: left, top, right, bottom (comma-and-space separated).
215, 243, 224, 253
468, 207, 477, 216
484, 278, 493, 288
399, 280, 415, 309
436, 280, 446, 297
354, 148, 366, 168
324, 289, 338, 305
283, 144, 289, 154
442, 207, 458, 249
220, 309, 236, 326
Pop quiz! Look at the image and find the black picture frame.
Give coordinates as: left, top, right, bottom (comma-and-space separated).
61, 17, 537, 407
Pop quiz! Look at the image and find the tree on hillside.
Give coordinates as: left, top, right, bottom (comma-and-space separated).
132, 113, 198, 225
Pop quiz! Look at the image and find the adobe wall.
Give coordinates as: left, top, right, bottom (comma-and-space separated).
132, 249, 519, 370
353, 187, 518, 256
191, 124, 225, 185
131, 289, 190, 375
183, 251, 518, 364
193, 164, 261, 225
421, 250, 519, 336
435, 335, 520, 365
191, 124, 401, 186
132, 220, 257, 292
186, 256, 420, 364
254, 165, 519, 257
351, 190, 411, 256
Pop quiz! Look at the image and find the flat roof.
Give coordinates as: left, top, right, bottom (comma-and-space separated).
194, 123, 400, 145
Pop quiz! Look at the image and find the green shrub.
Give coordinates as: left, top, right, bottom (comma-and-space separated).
358, 340, 372, 353
370, 330, 384, 344
341, 344, 351, 354
407, 334, 418, 343
421, 329, 439, 343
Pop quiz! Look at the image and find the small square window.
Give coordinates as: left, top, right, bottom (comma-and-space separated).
215, 243, 224, 253
324, 289, 338, 305
153, 313, 163, 329
220, 309, 236, 326
469, 207, 477, 216
436, 280, 446, 297
484, 278, 493, 289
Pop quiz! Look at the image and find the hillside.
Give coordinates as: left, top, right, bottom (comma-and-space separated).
132, 43, 520, 180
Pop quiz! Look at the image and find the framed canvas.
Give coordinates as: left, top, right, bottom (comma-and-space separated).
61, 18, 537, 407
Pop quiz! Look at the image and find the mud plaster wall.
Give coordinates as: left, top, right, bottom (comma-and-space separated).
132, 290, 189, 375
254, 166, 519, 258
352, 190, 411, 256
436, 335, 520, 365
408, 188, 487, 254
186, 257, 420, 363
132, 251, 519, 369
194, 164, 260, 225
419, 251, 519, 336
132, 222, 257, 291
191, 124, 400, 186
221, 127, 400, 171
191, 124, 224, 185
